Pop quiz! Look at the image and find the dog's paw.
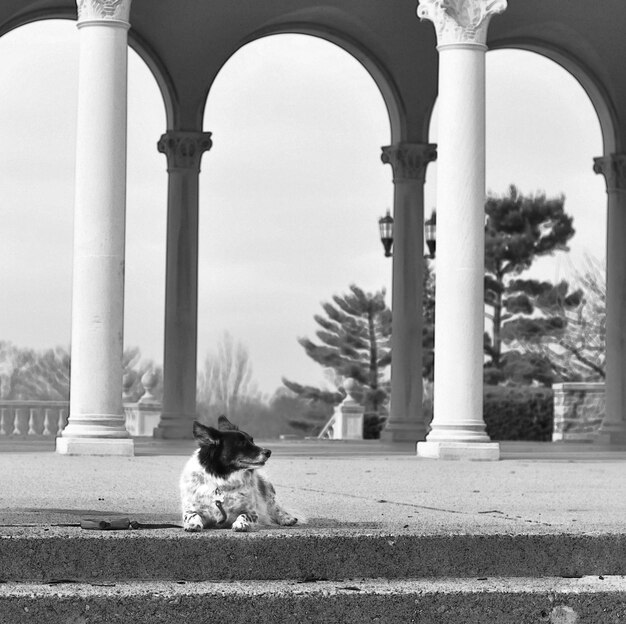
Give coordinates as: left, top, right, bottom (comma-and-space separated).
183, 513, 204, 532
232, 513, 256, 532
278, 513, 298, 526
232, 514, 251, 532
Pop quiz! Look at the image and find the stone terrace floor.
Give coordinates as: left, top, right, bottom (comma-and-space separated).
0, 438, 624, 534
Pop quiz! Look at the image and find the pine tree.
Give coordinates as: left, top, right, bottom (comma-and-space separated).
282, 284, 391, 438
483, 185, 581, 385
508, 256, 605, 382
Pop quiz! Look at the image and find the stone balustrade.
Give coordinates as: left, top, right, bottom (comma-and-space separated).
0, 370, 162, 439
2, 380, 605, 443
552, 382, 605, 442
0, 401, 69, 438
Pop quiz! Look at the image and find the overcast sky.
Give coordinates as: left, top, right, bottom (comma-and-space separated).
0, 19, 605, 395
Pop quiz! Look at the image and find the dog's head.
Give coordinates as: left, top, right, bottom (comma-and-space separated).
193, 416, 272, 479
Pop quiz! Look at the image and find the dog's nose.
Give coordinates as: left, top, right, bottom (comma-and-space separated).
261, 449, 271, 459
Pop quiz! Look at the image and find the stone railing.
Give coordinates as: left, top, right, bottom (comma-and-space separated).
0, 371, 162, 439
552, 382, 605, 442
0, 401, 69, 437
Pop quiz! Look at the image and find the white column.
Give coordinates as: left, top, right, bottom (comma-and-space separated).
416, 0, 505, 460
593, 154, 626, 445
57, 0, 133, 456
154, 132, 212, 439
379, 143, 437, 443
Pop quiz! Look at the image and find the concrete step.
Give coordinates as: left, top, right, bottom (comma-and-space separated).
1, 576, 625, 623
1, 527, 625, 583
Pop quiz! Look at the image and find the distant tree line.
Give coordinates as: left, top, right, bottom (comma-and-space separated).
0, 341, 161, 402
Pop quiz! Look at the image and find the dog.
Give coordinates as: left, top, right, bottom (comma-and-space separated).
180, 415, 298, 532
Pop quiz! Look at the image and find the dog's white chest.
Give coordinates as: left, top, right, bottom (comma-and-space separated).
180, 454, 265, 522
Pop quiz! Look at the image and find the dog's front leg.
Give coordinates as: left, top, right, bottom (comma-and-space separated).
261, 477, 298, 526
182, 488, 227, 531
231, 511, 258, 532
270, 503, 298, 526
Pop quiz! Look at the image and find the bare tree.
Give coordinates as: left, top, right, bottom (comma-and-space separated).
198, 332, 258, 414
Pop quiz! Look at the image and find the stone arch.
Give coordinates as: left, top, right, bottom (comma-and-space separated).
490, 38, 618, 155
0, 8, 75, 37
127, 31, 176, 130
196, 31, 395, 394
205, 25, 403, 144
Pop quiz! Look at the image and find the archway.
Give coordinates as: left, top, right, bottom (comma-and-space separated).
426, 48, 606, 280
199, 33, 392, 397
0, 18, 167, 373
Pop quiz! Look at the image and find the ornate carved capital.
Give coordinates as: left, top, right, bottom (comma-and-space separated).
417, 0, 507, 47
158, 132, 213, 173
381, 143, 437, 183
593, 154, 626, 193
76, 0, 132, 26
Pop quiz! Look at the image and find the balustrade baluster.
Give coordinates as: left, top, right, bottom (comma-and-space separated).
58, 409, 68, 434
43, 408, 55, 436
0, 408, 7, 436
13, 408, 27, 436
28, 408, 39, 435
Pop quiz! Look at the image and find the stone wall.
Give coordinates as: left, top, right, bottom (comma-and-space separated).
552, 382, 605, 442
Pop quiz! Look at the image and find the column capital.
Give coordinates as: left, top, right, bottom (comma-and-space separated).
381, 143, 437, 183
593, 154, 626, 193
417, 0, 507, 47
158, 131, 213, 173
76, 0, 132, 27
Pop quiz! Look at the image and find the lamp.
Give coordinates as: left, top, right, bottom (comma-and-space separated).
425, 211, 436, 259
378, 210, 394, 257
379, 209, 437, 258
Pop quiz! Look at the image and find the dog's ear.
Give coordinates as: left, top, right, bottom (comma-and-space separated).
217, 415, 238, 431
193, 421, 221, 446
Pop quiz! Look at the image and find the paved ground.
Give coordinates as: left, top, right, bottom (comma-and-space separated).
0, 438, 624, 535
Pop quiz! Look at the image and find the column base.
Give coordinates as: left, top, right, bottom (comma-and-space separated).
153, 413, 195, 439
56, 437, 134, 456
380, 422, 427, 443
417, 440, 500, 460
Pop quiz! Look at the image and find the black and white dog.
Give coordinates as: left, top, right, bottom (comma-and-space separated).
180, 416, 298, 532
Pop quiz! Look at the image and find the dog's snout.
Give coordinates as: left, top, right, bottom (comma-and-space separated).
261, 448, 271, 459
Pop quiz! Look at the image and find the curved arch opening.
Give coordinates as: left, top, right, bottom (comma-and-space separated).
427, 48, 606, 280
0, 18, 167, 367
199, 33, 393, 394
490, 41, 617, 155
243, 24, 405, 144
